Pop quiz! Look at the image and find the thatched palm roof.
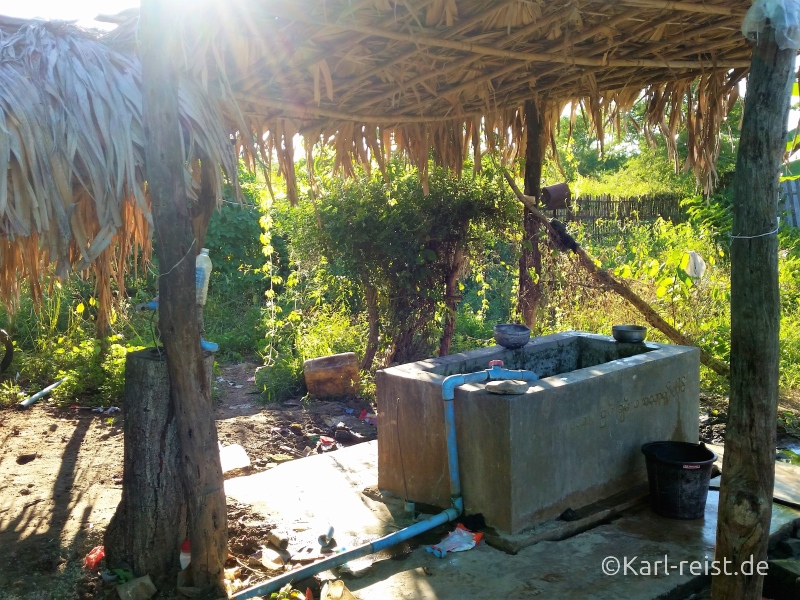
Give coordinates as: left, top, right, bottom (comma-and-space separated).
0, 1, 761, 327
106, 0, 752, 199
0, 16, 239, 325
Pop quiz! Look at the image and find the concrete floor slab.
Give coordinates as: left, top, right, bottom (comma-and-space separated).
225, 441, 413, 550
226, 441, 800, 600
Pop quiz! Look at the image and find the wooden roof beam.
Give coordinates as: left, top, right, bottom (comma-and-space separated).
252, 29, 750, 130
232, 0, 438, 91
327, 3, 703, 109
612, 0, 745, 16
355, 22, 744, 117
256, 2, 751, 70
336, 1, 576, 105
240, 95, 482, 123
354, 11, 633, 110
337, 0, 520, 100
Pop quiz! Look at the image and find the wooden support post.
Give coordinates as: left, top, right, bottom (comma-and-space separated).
712, 27, 793, 600
140, 0, 227, 593
518, 99, 544, 329
105, 349, 189, 581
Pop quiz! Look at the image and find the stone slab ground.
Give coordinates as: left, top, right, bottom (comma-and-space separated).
225, 441, 800, 600
708, 442, 800, 507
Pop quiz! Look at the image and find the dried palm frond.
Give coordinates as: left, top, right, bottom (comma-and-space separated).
0, 18, 239, 332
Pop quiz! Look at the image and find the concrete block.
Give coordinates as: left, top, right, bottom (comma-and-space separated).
304, 352, 359, 398
777, 537, 800, 558
116, 575, 157, 600
764, 559, 800, 600
376, 332, 700, 533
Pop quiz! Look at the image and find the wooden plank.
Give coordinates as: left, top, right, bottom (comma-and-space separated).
790, 180, 800, 227
780, 180, 799, 227
783, 186, 792, 225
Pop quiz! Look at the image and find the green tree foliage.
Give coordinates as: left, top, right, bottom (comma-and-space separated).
204, 176, 265, 297
201, 169, 272, 360
279, 158, 519, 366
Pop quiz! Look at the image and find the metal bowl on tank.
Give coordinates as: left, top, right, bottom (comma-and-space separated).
612, 325, 647, 343
493, 324, 531, 349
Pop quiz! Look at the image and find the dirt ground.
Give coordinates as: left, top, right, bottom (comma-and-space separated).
0, 362, 375, 600
698, 390, 800, 448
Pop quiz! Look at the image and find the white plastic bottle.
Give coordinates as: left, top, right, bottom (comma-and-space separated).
195, 248, 212, 306
179, 539, 191, 570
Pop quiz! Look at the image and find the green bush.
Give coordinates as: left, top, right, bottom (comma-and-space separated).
203, 295, 264, 362
296, 308, 368, 362
535, 219, 728, 386
450, 305, 495, 354
255, 351, 305, 404
254, 305, 368, 403
0, 275, 151, 407
781, 314, 800, 390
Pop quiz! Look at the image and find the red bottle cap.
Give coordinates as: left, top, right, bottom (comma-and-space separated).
180, 540, 191, 553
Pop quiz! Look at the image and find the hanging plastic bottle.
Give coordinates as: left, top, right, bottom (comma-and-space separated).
179, 539, 191, 570
195, 248, 212, 306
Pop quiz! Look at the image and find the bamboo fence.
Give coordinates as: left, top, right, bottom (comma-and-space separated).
552, 193, 686, 240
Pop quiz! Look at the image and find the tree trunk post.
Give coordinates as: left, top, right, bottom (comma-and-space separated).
140, 1, 228, 593
712, 27, 794, 600
192, 159, 219, 252
361, 284, 380, 370
518, 99, 544, 329
105, 350, 188, 582
105, 349, 212, 581
439, 246, 465, 357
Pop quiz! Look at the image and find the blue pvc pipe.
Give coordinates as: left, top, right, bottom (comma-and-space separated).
17, 377, 67, 409
486, 364, 539, 383
441, 369, 489, 400
443, 396, 463, 509
233, 362, 537, 599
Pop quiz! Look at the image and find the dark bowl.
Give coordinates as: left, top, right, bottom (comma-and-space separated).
612, 325, 647, 343
493, 324, 531, 349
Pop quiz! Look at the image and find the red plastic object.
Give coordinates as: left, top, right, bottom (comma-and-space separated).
180, 540, 191, 553
320, 436, 335, 445
305, 588, 314, 600
84, 546, 105, 570
359, 409, 368, 420
488, 360, 504, 367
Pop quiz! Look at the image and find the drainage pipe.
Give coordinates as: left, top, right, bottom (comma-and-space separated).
17, 378, 67, 409
232, 361, 537, 599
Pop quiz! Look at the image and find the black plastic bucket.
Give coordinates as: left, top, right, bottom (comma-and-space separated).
641, 441, 717, 520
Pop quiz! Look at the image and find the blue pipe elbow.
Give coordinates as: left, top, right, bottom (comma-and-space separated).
442, 370, 489, 400
487, 365, 538, 382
